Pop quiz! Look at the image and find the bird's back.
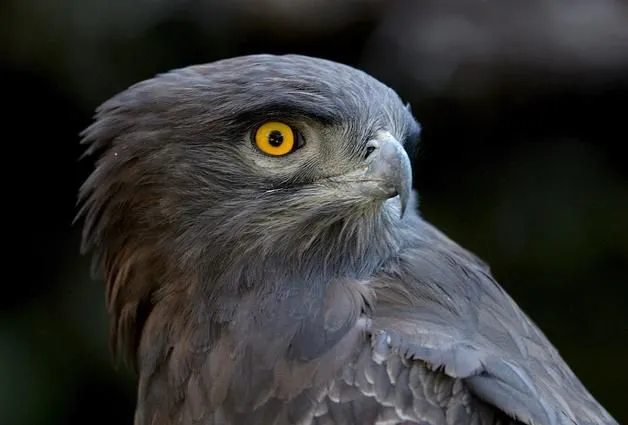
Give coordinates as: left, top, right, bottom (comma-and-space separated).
363, 216, 617, 425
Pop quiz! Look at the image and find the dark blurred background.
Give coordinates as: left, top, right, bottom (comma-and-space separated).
1, 0, 627, 424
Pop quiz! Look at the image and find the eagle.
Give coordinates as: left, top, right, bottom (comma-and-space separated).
77, 54, 617, 425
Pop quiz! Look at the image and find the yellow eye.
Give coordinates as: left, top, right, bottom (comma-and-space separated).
254, 121, 297, 156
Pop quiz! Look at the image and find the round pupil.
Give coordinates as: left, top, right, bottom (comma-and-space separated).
268, 130, 284, 147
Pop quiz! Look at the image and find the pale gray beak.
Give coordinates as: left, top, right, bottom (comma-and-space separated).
362, 133, 412, 218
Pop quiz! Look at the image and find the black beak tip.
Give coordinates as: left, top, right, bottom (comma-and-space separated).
398, 184, 410, 219
399, 194, 408, 218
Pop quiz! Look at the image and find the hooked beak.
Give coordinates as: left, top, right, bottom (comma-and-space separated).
361, 132, 412, 218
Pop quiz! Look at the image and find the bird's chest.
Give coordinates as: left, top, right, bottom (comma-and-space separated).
206, 337, 467, 425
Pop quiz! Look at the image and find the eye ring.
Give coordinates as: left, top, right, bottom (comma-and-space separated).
253, 121, 303, 156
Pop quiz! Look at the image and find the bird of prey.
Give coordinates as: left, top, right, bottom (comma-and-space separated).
77, 54, 618, 425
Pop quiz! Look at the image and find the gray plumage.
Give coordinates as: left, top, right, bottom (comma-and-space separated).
77, 54, 617, 425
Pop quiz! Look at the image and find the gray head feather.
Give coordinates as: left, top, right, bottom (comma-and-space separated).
77, 54, 421, 365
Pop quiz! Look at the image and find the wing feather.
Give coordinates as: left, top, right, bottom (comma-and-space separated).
368, 218, 617, 425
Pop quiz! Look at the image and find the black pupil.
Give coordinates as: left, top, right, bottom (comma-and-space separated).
268, 130, 284, 147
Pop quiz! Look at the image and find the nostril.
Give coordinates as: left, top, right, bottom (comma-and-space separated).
364, 140, 379, 160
